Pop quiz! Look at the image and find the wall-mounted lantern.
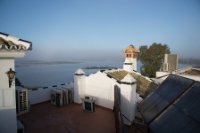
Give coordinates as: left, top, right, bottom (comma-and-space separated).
6, 68, 16, 88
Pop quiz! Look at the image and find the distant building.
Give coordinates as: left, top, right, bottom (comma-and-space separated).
0, 32, 32, 133
162, 54, 178, 72
74, 45, 157, 125
176, 67, 200, 81
156, 53, 200, 83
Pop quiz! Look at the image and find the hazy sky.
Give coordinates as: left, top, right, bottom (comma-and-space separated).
0, 0, 200, 60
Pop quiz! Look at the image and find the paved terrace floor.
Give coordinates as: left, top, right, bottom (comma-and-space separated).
19, 102, 115, 133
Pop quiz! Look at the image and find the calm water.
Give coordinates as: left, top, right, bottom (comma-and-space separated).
15, 60, 188, 87
16, 60, 124, 87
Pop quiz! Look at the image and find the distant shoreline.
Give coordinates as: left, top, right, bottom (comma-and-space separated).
179, 58, 200, 66
16, 60, 81, 67
83, 66, 117, 69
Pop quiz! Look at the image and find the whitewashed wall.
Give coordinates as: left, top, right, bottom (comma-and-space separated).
28, 87, 52, 105
28, 83, 73, 105
0, 59, 15, 89
119, 83, 137, 125
0, 59, 17, 133
123, 58, 137, 72
74, 75, 86, 103
74, 70, 140, 125
85, 71, 117, 109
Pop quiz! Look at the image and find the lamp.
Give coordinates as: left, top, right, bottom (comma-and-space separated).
6, 68, 16, 88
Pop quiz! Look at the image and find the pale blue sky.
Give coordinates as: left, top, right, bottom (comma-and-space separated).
0, 0, 200, 60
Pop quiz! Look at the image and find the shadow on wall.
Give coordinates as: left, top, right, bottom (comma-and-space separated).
113, 85, 124, 133
113, 85, 138, 132
120, 92, 136, 123
0, 108, 17, 133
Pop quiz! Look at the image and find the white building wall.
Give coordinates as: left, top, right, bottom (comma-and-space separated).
123, 58, 137, 72
85, 72, 116, 109
27, 83, 74, 105
119, 83, 137, 125
123, 64, 133, 72
74, 75, 86, 104
0, 59, 15, 89
0, 58, 17, 133
28, 88, 52, 105
133, 58, 137, 71
164, 54, 168, 63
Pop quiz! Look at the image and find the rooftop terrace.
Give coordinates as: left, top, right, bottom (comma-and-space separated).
19, 102, 115, 133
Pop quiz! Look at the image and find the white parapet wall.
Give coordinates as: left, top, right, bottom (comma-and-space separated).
28, 83, 74, 105
74, 69, 139, 124
28, 87, 52, 105
74, 70, 117, 109
85, 71, 117, 109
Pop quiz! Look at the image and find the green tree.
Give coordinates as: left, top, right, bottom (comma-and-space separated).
138, 43, 170, 77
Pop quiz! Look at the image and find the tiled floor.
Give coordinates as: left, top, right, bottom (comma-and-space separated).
19, 102, 115, 133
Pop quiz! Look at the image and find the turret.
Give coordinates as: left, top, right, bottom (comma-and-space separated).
118, 73, 137, 125
74, 69, 86, 104
123, 45, 139, 72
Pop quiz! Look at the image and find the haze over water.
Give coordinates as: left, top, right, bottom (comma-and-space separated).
16, 60, 189, 87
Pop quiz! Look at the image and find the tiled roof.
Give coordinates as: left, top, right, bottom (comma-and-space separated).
0, 32, 32, 51
124, 45, 140, 53
106, 70, 158, 97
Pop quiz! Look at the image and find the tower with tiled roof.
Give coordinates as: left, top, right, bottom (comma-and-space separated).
123, 45, 139, 72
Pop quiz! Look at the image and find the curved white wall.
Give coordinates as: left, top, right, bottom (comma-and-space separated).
85, 72, 116, 109
74, 75, 86, 103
